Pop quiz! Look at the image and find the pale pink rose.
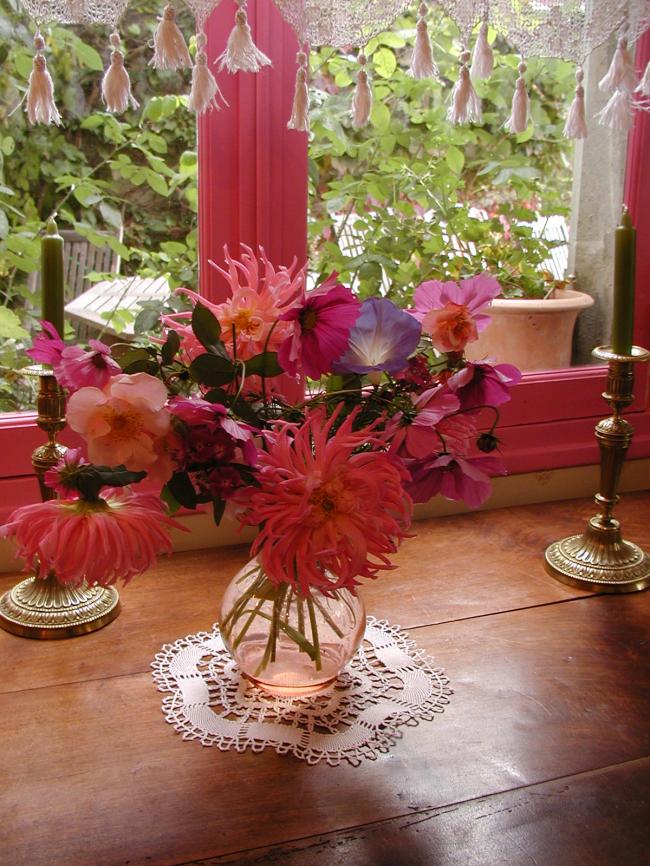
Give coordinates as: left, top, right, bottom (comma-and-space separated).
67, 373, 171, 478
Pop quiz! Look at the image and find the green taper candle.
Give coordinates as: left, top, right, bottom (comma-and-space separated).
611, 207, 636, 356
41, 218, 65, 339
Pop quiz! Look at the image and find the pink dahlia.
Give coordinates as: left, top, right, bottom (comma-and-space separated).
278, 273, 361, 379
163, 246, 302, 363
66, 373, 172, 482
411, 274, 501, 353
239, 408, 412, 595
0, 488, 185, 587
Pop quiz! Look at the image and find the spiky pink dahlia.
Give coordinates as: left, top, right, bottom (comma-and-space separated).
0, 488, 184, 587
239, 408, 412, 595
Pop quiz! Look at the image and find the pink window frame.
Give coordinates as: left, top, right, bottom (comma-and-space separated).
1, 4, 649, 521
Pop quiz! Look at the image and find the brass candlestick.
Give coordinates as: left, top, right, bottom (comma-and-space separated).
0, 366, 121, 639
545, 345, 650, 593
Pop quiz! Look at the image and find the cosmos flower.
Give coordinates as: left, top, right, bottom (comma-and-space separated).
238, 407, 412, 595
66, 373, 172, 481
278, 273, 361, 379
26, 321, 65, 366
406, 453, 507, 508
0, 488, 184, 587
411, 274, 501, 352
57, 340, 122, 391
448, 361, 521, 409
333, 297, 422, 376
397, 385, 461, 459
43, 448, 88, 498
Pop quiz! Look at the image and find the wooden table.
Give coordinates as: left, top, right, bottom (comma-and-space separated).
2, 493, 650, 866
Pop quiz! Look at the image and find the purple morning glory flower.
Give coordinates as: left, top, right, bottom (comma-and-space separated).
332, 297, 422, 375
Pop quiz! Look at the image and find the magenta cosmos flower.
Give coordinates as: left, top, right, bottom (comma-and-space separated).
333, 297, 422, 375
448, 361, 521, 409
411, 274, 501, 353
406, 453, 506, 508
238, 407, 412, 595
27, 323, 121, 391
278, 273, 361, 379
397, 385, 460, 460
0, 488, 184, 587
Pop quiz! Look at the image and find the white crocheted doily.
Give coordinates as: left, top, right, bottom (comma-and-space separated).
151, 617, 452, 766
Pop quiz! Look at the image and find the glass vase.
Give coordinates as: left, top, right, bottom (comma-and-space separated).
219, 559, 366, 697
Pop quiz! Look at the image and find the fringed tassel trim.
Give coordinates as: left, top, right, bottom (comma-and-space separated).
102, 32, 139, 114
287, 50, 309, 132
188, 32, 228, 113
410, 3, 438, 80
218, 0, 271, 73
470, 21, 493, 80
596, 89, 635, 132
25, 33, 61, 126
504, 60, 529, 134
447, 51, 481, 124
151, 5, 192, 70
352, 53, 372, 127
599, 37, 637, 94
564, 67, 587, 139
636, 61, 650, 98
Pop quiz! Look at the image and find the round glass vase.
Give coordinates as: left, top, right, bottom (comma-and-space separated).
219, 559, 366, 697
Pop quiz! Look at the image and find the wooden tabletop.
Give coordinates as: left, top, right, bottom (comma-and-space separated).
1, 492, 649, 866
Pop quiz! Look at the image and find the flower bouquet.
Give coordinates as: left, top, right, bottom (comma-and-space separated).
2, 247, 519, 693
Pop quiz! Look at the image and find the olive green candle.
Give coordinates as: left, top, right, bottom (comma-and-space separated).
41, 218, 65, 338
611, 207, 636, 356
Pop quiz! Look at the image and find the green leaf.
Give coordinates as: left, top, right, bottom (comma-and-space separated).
166, 472, 197, 510
370, 101, 391, 131
212, 499, 226, 525
445, 145, 465, 175
189, 353, 236, 387
243, 352, 283, 378
0, 307, 29, 340
192, 302, 222, 351
145, 171, 169, 197
73, 41, 104, 72
161, 329, 180, 365
373, 47, 397, 79
0, 209, 9, 240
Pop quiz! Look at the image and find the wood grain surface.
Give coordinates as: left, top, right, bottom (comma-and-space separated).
1, 492, 649, 866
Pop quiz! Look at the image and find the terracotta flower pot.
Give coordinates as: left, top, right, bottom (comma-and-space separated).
466, 288, 594, 372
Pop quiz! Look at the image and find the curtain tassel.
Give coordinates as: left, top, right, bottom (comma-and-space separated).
599, 37, 637, 94
218, 0, 271, 73
102, 33, 138, 114
596, 90, 634, 132
564, 66, 587, 139
151, 5, 192, 70
410, 3, 438, 80
188, 33, 228, 113
352, 53, 373, 128
635, 60, 650, 98
287, 51, 309, 132
470, 21, 493, 80
25, 33, 61, 126
447, 51, 481, 124
504, 60, 529, 134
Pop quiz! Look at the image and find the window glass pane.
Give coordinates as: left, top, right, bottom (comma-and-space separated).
0, 3, 197, 413
308, 9, 619, 374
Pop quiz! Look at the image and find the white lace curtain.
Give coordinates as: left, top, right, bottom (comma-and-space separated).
17, 0, 650, 134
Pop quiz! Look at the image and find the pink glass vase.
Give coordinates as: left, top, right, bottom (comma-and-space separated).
219, 559, 366, 697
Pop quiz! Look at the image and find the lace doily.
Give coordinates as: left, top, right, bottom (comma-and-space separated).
151, 617, 452, 766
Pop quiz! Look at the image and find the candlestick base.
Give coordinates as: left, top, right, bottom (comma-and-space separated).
0, 573, 120, 639
545, 518, 650, 593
